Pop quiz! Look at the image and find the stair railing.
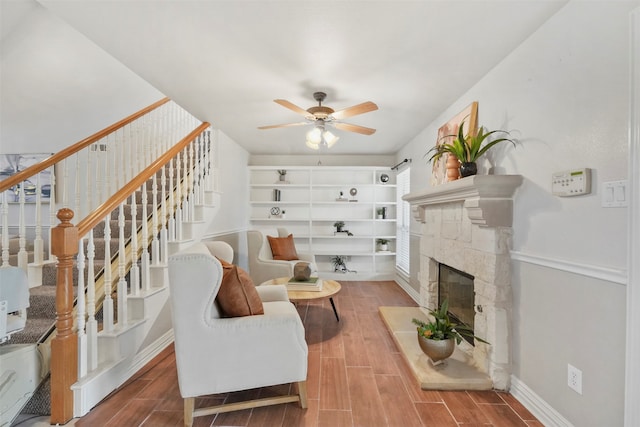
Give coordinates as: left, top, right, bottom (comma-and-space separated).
0, 97, 172, 272
0, 98, 215, 424
52, 124, 213, 424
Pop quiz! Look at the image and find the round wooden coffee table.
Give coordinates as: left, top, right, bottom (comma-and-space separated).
260, 277, 341, 321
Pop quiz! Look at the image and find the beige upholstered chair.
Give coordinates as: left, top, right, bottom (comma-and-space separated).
0, 266, 30, 343
247, 228, 317, 285
168, 241, 308, 427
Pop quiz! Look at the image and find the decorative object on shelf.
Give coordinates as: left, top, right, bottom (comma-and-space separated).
349, 187, 358, 202
376, 239, 389, 251
280, 209, 286, 219
379, 173, 390, 184
331, 255, 356, 273
293, 262, 312, 281
333, 221, 345, 232
429, 102, 478, 186
445, 154, 460, 181
336, 191, 348, 201
273, 188, 281, 201
270, 206, 281, 217
411, 299, 489, 365
276, 169, 289, 184
376, 208, 384, 219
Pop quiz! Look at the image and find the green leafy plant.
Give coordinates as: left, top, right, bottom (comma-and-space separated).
331, 255, 347, 272
411, 299, 489, 345
277, 169, 287, 176
334, 221, 345, 230
426, 119, 515, 164
376, 238, 389, 245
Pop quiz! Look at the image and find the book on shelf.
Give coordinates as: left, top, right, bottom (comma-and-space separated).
287, 277, 323, 291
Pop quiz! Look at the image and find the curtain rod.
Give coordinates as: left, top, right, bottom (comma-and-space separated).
391, 158, 412, 171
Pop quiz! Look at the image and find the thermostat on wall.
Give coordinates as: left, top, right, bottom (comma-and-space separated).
552, 168, 591, 197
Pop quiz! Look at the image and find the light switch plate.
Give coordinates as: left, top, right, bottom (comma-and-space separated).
602, 180, 628, 207
552, 168, 591, 197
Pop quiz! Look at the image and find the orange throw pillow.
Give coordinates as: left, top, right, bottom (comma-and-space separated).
216, 261, 264, 317
267, 234, 299, 261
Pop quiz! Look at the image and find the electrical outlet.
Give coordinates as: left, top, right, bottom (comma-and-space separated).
568, 364, 582, 395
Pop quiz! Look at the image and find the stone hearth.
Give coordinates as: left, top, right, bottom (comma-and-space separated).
401, 175, 522, 390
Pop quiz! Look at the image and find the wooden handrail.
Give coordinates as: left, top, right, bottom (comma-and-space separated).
0, 97, 170, 193
76, 121, 210, 238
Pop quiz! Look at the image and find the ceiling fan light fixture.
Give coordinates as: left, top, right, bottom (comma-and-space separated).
306, 127, 322, 144
323, 130, 339, 148
305, 139, 320, 150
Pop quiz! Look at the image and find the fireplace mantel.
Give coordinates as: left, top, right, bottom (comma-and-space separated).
403, 175, 523, 227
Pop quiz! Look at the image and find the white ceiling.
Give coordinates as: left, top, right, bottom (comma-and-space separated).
38, 0, 567, 155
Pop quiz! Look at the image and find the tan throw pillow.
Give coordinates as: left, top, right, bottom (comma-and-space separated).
267, 234, 299, 261
216, 261, 264, 317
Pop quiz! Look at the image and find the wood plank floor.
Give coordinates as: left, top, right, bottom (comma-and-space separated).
74, 280, 542, 426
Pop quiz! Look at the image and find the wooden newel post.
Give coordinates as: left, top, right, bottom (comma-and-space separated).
50, 208, 79, 424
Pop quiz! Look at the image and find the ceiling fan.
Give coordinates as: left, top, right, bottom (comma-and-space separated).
258, 92, 378, 149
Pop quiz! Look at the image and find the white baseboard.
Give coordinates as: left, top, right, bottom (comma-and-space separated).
394, 271, 420, 304
72, 329, 174, 418
510, 375, 573, 427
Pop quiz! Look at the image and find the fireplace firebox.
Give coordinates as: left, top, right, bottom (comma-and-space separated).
437, 263, 475, 345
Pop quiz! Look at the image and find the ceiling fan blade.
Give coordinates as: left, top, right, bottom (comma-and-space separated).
274, 99, 314, 118
330, 101, 378, 120
258, 122, 309, 130
333, 122, 377, 135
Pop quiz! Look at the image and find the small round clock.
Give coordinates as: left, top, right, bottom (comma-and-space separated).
380, 173, 390, 184
270, 207, 281, 216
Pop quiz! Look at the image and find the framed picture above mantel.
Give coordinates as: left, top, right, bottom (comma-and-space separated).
431, 101, 479, 186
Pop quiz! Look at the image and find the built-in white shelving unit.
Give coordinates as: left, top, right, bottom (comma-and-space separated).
249, 166, 397, 279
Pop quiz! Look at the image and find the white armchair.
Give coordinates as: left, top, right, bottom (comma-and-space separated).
0, 266, 30, 343
247, 228, 317, 285
167, 241, 308, 426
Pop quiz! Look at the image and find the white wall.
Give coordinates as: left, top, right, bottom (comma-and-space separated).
396, 1, 637, 425
0, 0, 163, 154
250, 154, 395, 167
204, 130, 251, 268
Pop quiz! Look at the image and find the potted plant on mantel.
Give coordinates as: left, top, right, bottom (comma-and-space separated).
426, 119, 516, 178
412, 299, 489, 365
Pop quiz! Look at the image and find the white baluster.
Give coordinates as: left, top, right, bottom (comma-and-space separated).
175, 151, 183, 241
62, 157, 68, 208
130, 193, 140, 296
151, 173, 160, 266
95, 142, 102, 209
87, 145, 93, 215
103, 214, 114, 332
18, 182, 27, 271
1, 192, 9, 266
48, 165, 57, 261
75, 153, 81, 218
86, 230, 98, 371
33, 173, 44, 264
117, 202, 128, 327
140, 181, 150, 291
168, 158, 176, 242
160, 165, 168, 263
77, 237, 87, 378
188, 141, 195, 222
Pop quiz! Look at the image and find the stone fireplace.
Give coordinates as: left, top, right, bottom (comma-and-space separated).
404, 175, 522, 390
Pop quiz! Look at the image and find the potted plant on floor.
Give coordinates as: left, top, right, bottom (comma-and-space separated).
426, 119, 516, 178
412, 299, 489, 365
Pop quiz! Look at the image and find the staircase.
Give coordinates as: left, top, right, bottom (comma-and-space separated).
0, 99, 220, 425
